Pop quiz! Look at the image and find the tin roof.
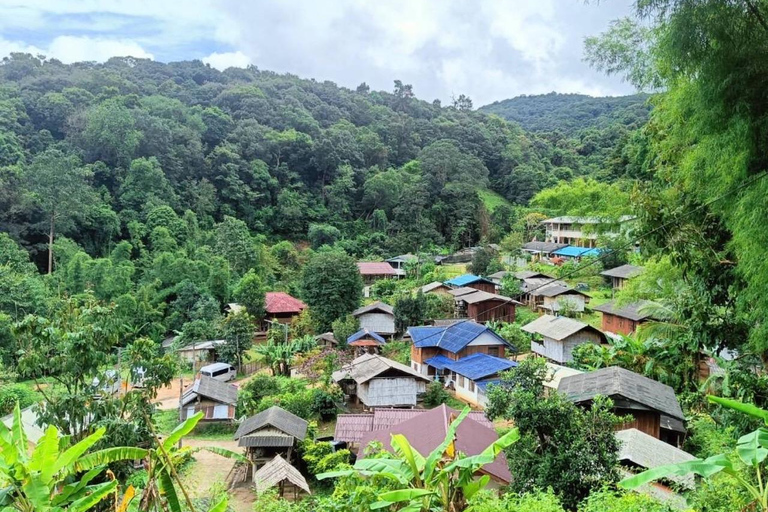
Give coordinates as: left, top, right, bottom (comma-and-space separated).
265, 292, 307, 314
181, 375, 238, 406
234, 406, 308, 444
357, 262, 397, 276
600, 264, 644, 279
352, 301, 394, 317
332, 354, 429, 384
445, 274, 495, 287
347, 328, 386, 345
407, 321, 512, 354
521, 314, 605, 342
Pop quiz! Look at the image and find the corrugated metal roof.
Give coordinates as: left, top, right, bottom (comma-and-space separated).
544, 363, 584, 390
422, 281, 450, 293
593, 300, 655, 322
616, 428, 696, 488
447, 286, 478, 297
239, 434, 295, 447
600, 264, 644, 279
542, 215, 636, 224
522, 241, 568, 253
553, 246, 602, 258
332, 354, 429, 384
265, 292, 307, 314
444, 353, 517, 380
521, 314, 604, 342
234, 406, 308, 442
408, 321, 511, 354
445, 274, 495, 287
347, 328, 385, 344
424, 354, 455, 370
334, 414, 375, 443
514, 270, 554, 280
352, 301, 394, 317
457, 290, 521, 305
558, 366, 684, 420
356, 262, 396, 276
535, 284, 588, 298
253, 455, 311, 494
181, 375, 238, 406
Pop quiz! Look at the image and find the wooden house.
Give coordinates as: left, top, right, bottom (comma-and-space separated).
600, 264, 644, 290
315, 332, 338, 348
421, 281, 452, 296
593, 300, 655, 335
444, 274, 496, 293
173, 339, 225, 364
453, 290, 520, 323
352, 301, 396, 337
332, 353, 430, 408
355, 404, 512, 486
253, 454, 311, 499
180, 375, 238, 422
519, 277, 567, 308
521, 241, 568, 262
347, 328, 386, 355
407, 320, 514, 377
558, 366, 686, 446
534, 285, 590, 314
356, 262, 396, 285
521, 314, 606, 364
234, 406, 308, 476
263, 292, 307, 329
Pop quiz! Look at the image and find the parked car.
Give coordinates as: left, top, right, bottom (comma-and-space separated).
199, 362, 236, 382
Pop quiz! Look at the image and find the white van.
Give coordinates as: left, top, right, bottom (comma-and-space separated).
199, 362, 236, 382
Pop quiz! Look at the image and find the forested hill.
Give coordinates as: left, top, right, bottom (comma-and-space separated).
0, 55, 634, 268
479, 92, 651, 134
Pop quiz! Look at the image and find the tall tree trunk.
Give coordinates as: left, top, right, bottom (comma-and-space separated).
47, 212, 55, 274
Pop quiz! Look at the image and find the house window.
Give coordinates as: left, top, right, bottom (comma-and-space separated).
458, 375, 465, 388
468, 381, 475, 393
487, 346, 499, 357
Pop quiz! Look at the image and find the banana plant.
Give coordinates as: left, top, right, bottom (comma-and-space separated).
318, 407, 519, 512
620, 396, 768, 511
0, 402, 147, 512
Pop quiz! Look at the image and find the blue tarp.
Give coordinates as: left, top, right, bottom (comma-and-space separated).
553, 246, 602, 258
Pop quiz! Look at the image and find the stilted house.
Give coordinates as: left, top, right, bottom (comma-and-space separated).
234, 406, 308, 478
253, 454, 311, 499
601, 264, 644, 290
352, 301, 396, 338
558, 366, 686, 446
347, 328, 386, 355
452, 290, 520, 323
522, 314, 606, 364
180, 375, 238, 422
332, 353, 430, 408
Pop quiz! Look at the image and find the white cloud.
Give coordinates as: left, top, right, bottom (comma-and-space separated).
46, 36, 152, 63
202, 50, 251, 70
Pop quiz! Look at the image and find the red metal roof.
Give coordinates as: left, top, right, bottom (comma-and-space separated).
265, 292, 307, 314
356, 262, 396, 276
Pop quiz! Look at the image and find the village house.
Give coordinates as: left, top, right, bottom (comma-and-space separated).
234, 406, 308, 478
315, 332, 338, 348
352, 301, 396, 338
334, 407, 492, 448
615, 428, 696, 491
163, 338, 226, 365
347, 328, 386, 355
518, 277, 567, 307
521, 314, 606, 364
385, 254, 417, 277
558, 366, 686, 446
421, 281, 452, 296
601, 264, 644, 290
444, 274, 497, 293
542, 215, 636, 248
543, 362, 584, 394
352, 405, 513, 486
552, 246, 602, 259
453, 290, 520, 323
357, 261, 397, 298
263, 292, 307, 329
487, 270, 510, 286
407, 320, 514, 378
179, 375, 238, 422
332, 353, 430, 408
593, 300, 655, 335
533, 284, 591, 314
521, 241, 568, 261
439, 353, 517, 407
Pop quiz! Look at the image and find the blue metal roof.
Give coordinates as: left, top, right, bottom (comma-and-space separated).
553, 246, 602, 258
445, 274, 494, 287
445, 354, 517, 381
347, 328, 385, 344
475, 378, 502, 391
408, 321, 513, 353
424, 354, 456, 370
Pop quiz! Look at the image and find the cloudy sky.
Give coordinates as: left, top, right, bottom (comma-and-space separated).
0, 0, 636, 106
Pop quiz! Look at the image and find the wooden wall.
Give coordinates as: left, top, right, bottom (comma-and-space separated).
468, 282, 496, 293
617, 409, 661, 439
468, 301, 515, 323
600, 313, 640, 335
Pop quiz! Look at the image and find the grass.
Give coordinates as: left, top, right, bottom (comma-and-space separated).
478, 188, 512, 212
153, 409, 181, 435
441, 263, 468, 278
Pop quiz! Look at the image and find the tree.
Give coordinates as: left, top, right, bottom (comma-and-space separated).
24, 148, 95, 273
394, 292, 427, 332
301, 252, 362, 332
220, 311, 255, 370
451, 94, 473, 111
486, 358, 622, 509
118, 157, 178, 217
468, 246, 498, 276
318, 408, 520, 512
331, 314, 358, 347
308, 223, 342, 249
233, 270, 266, 319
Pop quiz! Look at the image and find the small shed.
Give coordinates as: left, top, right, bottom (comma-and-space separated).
386, 254, 417, 277
601, 264, 644, 290
332, 353, 430, 408
352, 301, 396, 337
175, 339, 226, 364
421, 281, 452, 296
253, 454, 311, 499
521, 314, 606, 363
454, 290, 520, 323
558, 366, 686, 445
445, 274, 496, 294
594, 300, 655, 335
234, 406, 308, 475
535, 285, 590, 314
315, 332, 338, 348
347, 328, 386, 355
180, 375, 238, 421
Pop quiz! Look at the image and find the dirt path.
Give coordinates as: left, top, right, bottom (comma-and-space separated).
181, 438, 254, 512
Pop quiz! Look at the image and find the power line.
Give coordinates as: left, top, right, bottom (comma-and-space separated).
408, 169, 768, 346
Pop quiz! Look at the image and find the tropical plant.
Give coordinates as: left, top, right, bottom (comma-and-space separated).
256, 336, 317, 376
318, 407, 519, 512
621, 396, 768, 511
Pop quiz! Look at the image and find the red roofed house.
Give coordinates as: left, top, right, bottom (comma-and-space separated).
263, 292, 307, 329
357, 262, 397, 297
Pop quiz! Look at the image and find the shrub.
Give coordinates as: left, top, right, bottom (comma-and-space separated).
0, 384, 38, 415
311, 388, 340, 420
422, 381, 450, 407
579, 488, 672, 512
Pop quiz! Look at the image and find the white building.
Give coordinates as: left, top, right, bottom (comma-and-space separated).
522, 314, 606, 364
352, 301, 396, 337
542, 216, 635, 248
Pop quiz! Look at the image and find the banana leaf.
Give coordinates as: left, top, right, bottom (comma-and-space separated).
619, 453, 734, 489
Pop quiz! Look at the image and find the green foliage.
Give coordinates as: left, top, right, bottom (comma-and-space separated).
423, 381, 451, 407
469, 489, 564, 512
0, 383, 37, 415
219, 311, 256, 369
302, 252, 362, 332
302, 440, 351, 477
381, 340, 411, 365
233, 270, 266, 319
331, 314, 358, 347
578, 488, 672, 512
467, 246, 499, 276
393, 292, 427, 332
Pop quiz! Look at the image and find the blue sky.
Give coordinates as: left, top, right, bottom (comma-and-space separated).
0, 0, 637, 105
